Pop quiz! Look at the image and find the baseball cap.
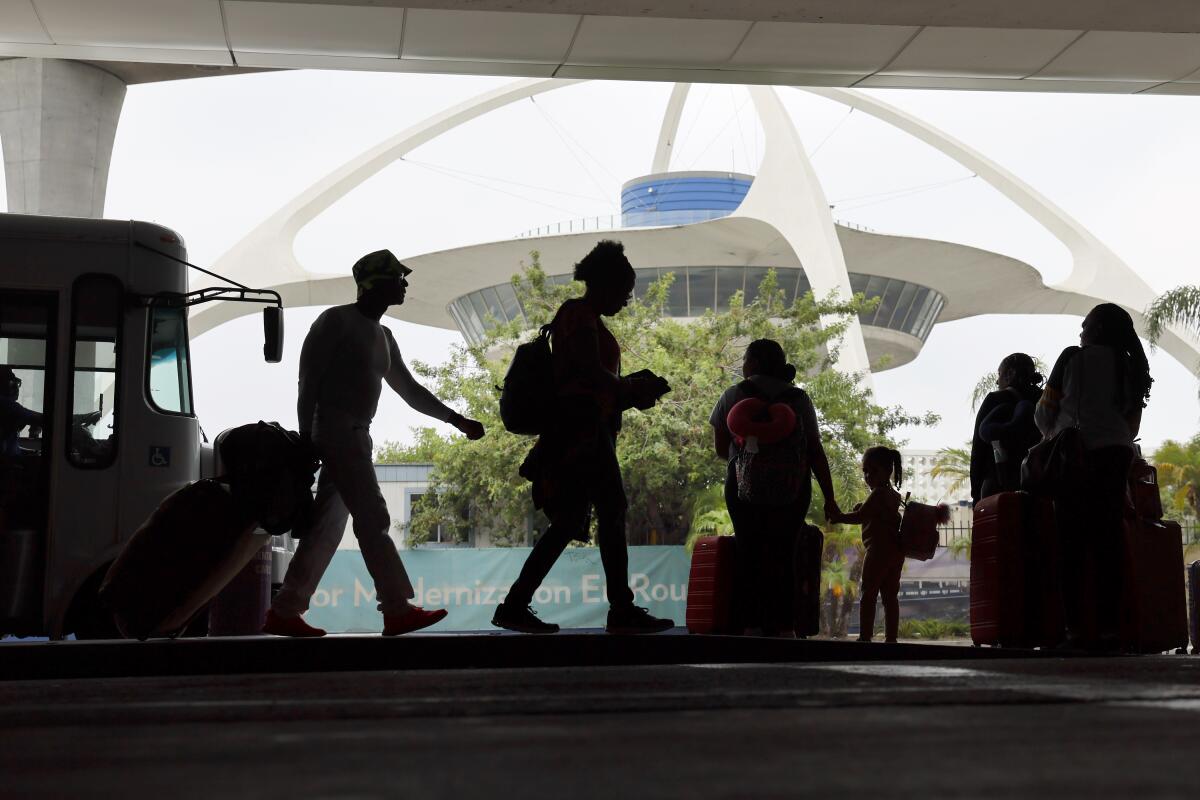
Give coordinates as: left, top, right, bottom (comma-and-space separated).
351, 250, 411, 298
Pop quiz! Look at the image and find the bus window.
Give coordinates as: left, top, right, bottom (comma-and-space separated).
147, 306, 193, 415
68, 276, 121, 468
0, 298, 50, 456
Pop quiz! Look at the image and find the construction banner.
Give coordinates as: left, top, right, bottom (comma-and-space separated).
307, 545, 691, 632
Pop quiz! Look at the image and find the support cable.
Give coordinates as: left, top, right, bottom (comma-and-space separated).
399, 156, 607, 203
684, 95, 753, 171
831, 174, 978, 212
672, 84, 712, 167
529, 96, 617, 202
401, 157, 592, 217
809, 107, 854, 160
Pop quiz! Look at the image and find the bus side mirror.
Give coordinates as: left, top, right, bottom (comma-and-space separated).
263, 306, 284, 363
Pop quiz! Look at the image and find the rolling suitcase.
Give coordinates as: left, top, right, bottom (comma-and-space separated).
793, 524, 823, 637
99, 479, 267, 640
686, 535, 737, 634
1120, 518, 1188, 654
1188, 561, 1200, 655
970, 492, 1063, 648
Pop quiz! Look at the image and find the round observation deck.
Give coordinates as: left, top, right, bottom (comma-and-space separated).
620, 171, 754, 228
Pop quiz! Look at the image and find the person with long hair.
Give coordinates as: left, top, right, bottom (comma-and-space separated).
493, 240, 673, 635
830, 446, 904, 643
1036, 303, 1152, 649
970, 353, 1044, 503
711, 338, 839, 636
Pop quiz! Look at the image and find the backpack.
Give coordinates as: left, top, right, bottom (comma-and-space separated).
215, 421, 320, 536
498, 324, 555, 436
730, 380, 808, 506
899, 492, 948, 561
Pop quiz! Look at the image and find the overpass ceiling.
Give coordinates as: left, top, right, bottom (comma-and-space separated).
4, 2, 1200, 94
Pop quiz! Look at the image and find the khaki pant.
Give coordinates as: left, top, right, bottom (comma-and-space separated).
272, 415, 414, 617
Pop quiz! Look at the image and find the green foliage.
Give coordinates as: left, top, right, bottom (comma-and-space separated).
930, 444, 972, 500
1145, 285, 1200, 346
383, 251, 936, 551
894, 618, 970, 640
1152, 434, 1200, 518
684, 484, 734, 552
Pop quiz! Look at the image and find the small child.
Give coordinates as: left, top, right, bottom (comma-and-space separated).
830, 446, 904, 643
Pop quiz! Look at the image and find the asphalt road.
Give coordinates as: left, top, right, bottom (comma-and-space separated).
1, 636, 1197, 798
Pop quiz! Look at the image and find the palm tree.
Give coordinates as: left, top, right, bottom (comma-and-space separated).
684, 484, 734, 551
1152, 435, 1200, 519
1145, 285, 1200, 346
930, 445, 972, 499
1146, 285, 1200, 398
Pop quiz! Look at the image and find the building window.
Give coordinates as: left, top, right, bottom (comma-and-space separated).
406, 490, 472, 546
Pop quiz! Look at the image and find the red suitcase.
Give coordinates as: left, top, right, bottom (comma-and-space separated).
686, 535, 737, 634
970, 492, 1063, 648
1120, 518, 1188, 654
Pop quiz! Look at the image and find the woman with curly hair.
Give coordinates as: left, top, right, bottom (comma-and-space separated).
1036, 303, 1153, 649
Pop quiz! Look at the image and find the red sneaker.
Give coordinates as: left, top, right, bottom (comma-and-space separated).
262, 609, 326, 638
382, 606, 447, 636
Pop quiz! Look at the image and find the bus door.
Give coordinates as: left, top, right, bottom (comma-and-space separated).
0, 291, 57, 633
44, 274, 123, 632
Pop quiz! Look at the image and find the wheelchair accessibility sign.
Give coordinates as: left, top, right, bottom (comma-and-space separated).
149, 446, 171, 467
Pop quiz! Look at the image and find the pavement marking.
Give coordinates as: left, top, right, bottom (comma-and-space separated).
797, 664, 994, 679
1111, 699, 1200, 713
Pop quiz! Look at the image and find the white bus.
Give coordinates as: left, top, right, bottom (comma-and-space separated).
0, 213, 281, 639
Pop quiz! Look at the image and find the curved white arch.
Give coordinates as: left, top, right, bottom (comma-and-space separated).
734, 85, 872, 376
193, 75, 1199, 380
651, 83, 690, 174
802, 86, 1200, 374
191, 76, 582, 336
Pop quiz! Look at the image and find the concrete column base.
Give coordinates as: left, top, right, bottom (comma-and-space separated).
0, 59, 126, 218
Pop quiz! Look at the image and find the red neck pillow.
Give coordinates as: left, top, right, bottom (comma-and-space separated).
727, 398, 797, 446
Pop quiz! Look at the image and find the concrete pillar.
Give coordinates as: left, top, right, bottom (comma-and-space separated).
0, 59, 126, 218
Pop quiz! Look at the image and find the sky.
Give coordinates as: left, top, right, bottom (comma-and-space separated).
17, 68, 1199, 455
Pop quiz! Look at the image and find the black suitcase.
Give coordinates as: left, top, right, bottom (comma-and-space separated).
793, 524, 824, 637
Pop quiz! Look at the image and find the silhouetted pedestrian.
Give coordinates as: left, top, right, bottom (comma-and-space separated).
1036, 303, 1152, 650
971, 353, 1044, 503
831, 446, 904, 643
493, 240, 673, 635
711, 339, 838, 636
263, 250, 485, 638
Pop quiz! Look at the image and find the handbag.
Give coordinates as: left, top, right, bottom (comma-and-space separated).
899, 493, 947, 561
1021, 347, 1088, 496
1020, 426, 1084, 495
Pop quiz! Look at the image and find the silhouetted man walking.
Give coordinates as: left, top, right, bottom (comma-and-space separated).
263, 250, 485, 637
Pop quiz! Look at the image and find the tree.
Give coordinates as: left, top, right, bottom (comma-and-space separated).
684, 484, 733, 552
1145, 285, 1200, 346
930, 445, 972, 499
381, 253, 936, 634
1145, 285, 1200, 398
1152, 434, 1200, 519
